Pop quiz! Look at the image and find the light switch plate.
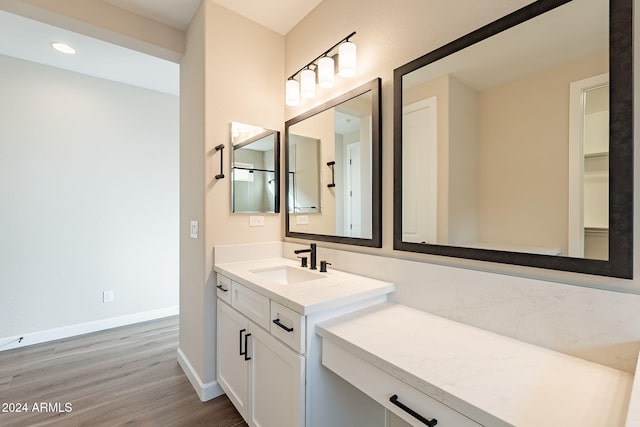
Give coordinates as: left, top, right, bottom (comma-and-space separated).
249, 216, 265, 227
190, 220, 199, 238
296, 215, 309, 225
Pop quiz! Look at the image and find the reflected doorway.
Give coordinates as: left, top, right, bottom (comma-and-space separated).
568, 73, 609, 259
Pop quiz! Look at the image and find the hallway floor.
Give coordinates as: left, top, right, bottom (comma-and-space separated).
0, 316, 247, 427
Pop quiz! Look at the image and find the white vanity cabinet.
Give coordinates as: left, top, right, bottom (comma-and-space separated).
214, 259, 394, 427
322, 339, 482, 427
248, 318, 305, 427
217, 298, 304, 427
217, 299, 249, 418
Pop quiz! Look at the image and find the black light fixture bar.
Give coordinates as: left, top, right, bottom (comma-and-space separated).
287, 31, 356, 81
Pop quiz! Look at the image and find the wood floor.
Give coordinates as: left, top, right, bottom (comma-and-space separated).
0, 316, 248, 427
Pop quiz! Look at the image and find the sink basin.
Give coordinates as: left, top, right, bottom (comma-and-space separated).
250, 266, 324, 285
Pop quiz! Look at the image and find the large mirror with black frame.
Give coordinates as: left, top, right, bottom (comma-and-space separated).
231, 122, 280, 214
394, 0, 632, 278
286, 78, 382, 247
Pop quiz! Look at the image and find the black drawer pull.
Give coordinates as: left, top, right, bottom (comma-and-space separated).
239, 329, 246, 356
389, 394, 437, 426
216, 284, 228, 292
243, 333, 252, 361
273, 318, 294, 332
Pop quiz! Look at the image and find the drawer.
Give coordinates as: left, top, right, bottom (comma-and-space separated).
322, 340, 482, 427
231, 282, 270, 330
216, 274, 232, 305
270, 300, 306, 354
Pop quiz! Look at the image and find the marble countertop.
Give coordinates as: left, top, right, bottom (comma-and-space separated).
317, 303, 635, 427
627, 355, 640, 426
214, 257, 394, 315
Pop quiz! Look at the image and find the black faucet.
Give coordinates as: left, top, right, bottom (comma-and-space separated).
294, 243, 317, 270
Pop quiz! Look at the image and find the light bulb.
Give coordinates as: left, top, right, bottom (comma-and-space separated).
285, 79, 300, 106
300, 68, 316, 98
338, 41, 357, 78
317, 56, 335, 88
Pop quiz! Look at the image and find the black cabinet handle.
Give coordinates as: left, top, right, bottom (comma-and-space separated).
272, 318, 294, 332
389, 394, 437, 426
243, 333, 252, 361
216, 284, 228, 292
215, 144, 225, 179
239, 329, 246, 356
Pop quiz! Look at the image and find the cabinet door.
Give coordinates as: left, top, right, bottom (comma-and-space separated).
248, 322, 305, 427
217, 300, 250, 419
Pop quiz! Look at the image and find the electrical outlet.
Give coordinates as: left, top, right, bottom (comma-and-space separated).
102, 290, 114, 303
249, 216, 265, 227
296, 215, 309, 225
190, 220, 199, 238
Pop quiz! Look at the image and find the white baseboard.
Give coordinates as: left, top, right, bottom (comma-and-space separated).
177, 347, 224, 402
0, 306, 179, 352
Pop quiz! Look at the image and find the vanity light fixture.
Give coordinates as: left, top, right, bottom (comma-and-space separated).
338, 40, 356, 77
300, 68, 316, 98
285, 31, 357, 106
50, 42, 76, 55
317, 56, 335, 88
286, 79, 300, 106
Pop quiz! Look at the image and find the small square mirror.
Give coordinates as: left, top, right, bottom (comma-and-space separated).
231, 122, 280, 213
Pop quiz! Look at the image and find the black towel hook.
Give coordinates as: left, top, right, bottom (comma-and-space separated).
327, 161, 336, 188
215, 144, 225, 179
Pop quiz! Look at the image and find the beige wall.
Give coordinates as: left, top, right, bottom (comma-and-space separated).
448, 76, 478, 245
285, 0, 640, 295
203, 1, 284, 247
476, 52, 608, 254
180, 0, 285, 388
194, 0, 284, 384
179, 1, 207, 383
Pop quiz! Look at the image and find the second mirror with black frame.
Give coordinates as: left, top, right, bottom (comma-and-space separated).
285, 78, 382, 247
393, 0, 632, 278
231, 122, 280, 214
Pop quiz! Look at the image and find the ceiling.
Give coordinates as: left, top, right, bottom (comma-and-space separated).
103, 0, 322, 34
0, 0, 321, 97
102, 0, 202, 30
0, 9, 180, 95
404, 0, 607, 92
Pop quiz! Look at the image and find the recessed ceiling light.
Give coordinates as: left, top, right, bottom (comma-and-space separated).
50, 42, 76, 55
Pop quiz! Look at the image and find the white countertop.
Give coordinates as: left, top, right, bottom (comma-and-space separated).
214, 257, 394, 315
317, 303, 635, 427
628, 355, 640, 426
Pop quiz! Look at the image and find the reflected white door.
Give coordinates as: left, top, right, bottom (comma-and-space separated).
402, 97, 437, 243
